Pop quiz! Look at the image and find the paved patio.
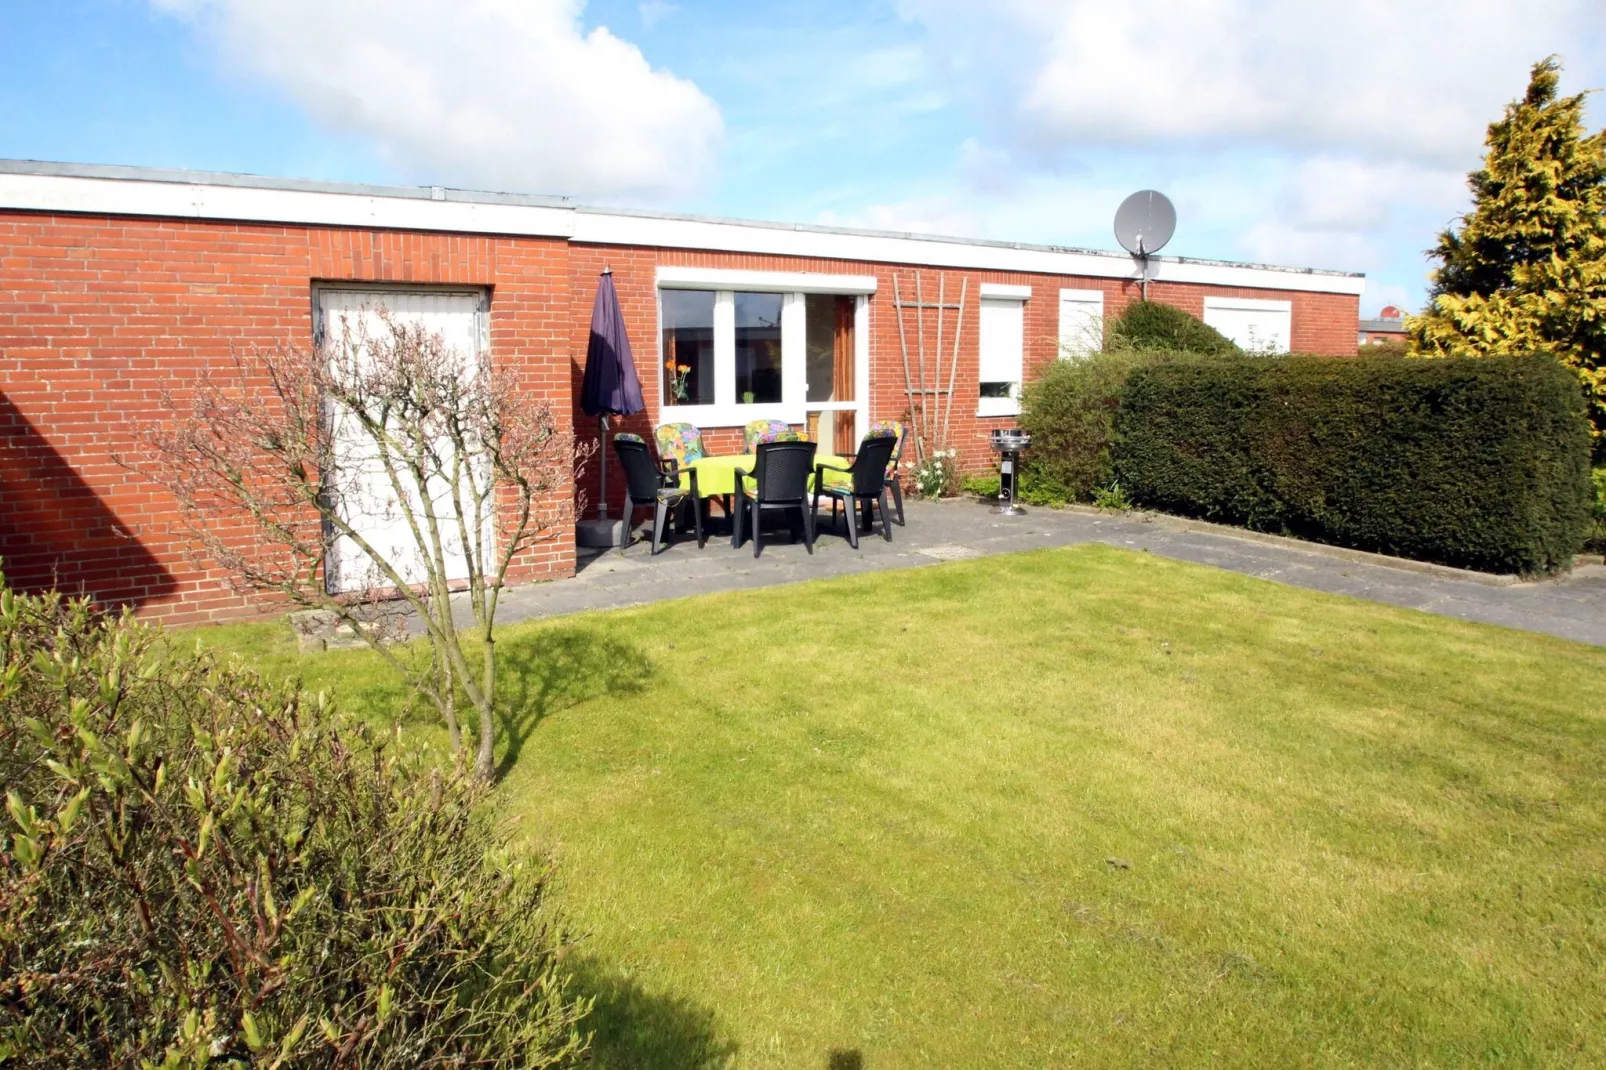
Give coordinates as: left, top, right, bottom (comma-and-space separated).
488, 499, 1606, 647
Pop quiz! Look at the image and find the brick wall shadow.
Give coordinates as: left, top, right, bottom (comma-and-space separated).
0, 391, 175, 608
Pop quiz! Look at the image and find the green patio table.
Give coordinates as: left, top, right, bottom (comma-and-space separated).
680, 452, 849, 498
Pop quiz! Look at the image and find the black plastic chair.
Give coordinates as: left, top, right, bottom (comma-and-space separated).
811, 433, 898, 548
732, 439, 818, 557
614, 434, 703, 555
869, 420, 907, 526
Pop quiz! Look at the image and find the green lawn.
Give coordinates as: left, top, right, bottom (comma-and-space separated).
198, 545, 1606, 1067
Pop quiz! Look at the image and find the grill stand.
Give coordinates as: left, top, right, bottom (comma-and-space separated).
989, 429, 1030, 516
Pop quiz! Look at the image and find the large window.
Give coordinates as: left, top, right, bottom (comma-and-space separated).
656, 282, 864, 425
734, 292, 783, 404
978, 295, 1025, 417
660, 289, 716, 406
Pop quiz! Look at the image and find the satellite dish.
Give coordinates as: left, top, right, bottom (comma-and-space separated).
1113, 190, 1176, 299
1114, 190, 1176, 256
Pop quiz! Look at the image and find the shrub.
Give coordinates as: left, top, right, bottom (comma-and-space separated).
1360, 338, 1409, 358
1020, 349, 1166, 502
0, 580, 589, 1068
1113, 353, 1595, 574
960, 472, 1065, 507
1588, 468, 1606, 554
1106, 301, 1240, 357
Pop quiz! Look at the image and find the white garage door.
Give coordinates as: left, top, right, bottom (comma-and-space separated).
317, 289, 489, 595
1058, 288, 1105, 358
1203, 297, 1292, 354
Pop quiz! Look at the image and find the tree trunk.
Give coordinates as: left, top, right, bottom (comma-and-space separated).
439, 664, 462, 755
473, 634, 497, 782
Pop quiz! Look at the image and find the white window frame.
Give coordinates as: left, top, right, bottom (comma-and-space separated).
1202, 296, 1293, 354
1058, 288, 1104, 359
977, 291, 1028, 418
656, 268, 874, 428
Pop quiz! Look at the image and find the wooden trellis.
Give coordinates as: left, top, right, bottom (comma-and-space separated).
892, 272, 968, 467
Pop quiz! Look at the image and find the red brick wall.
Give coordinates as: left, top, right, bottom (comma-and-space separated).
0, 212, 575, 625
2, 209, 1359, 622
568, 247, 1362, 515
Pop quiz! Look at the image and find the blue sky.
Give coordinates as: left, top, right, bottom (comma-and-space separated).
4, 1, 1604, 315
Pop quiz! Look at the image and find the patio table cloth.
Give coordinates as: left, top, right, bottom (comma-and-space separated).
681, 452, 848, 498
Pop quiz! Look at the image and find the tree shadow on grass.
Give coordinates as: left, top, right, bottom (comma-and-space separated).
567, 958, 738, 1069
493, 626, 655, 780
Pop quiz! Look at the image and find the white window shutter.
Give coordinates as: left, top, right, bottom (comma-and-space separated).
978, 297, 1024, 384
1058, 289, 1104, 358
1202, 297, 1292, 353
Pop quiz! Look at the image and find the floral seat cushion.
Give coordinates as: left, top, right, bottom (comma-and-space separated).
655, 422, 707, 466
744, 419, 794, 451
867, 420, 906, 478
820, 424, 903, 491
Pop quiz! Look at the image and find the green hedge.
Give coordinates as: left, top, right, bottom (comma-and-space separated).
1113, 353, 1595, 574
1020, 350, 1163, 502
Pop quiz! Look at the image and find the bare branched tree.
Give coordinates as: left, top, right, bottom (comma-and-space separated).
140, 311, 584, 782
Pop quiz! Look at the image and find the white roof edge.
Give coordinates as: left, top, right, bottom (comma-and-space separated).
978, 283, 1033, 299
0, 160, 1366, 296
656, 265, 877, 294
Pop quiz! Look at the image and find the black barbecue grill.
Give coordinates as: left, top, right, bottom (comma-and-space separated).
989, 428, 1031, 515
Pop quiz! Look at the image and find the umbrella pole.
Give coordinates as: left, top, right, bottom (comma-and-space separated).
597, 414, 610, 522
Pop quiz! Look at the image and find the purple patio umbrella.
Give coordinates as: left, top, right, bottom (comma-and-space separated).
580, 268, 645, 523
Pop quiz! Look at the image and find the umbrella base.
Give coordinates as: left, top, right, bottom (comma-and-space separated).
576, 518, 628, 548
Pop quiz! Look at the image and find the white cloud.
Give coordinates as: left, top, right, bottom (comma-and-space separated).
889, 0, 1604, 313
901, 0, 1601, 162
816, 198, 984, 239
1276, 157, 1466, 232
638, 0, 676, 31
151, 0, 722, 200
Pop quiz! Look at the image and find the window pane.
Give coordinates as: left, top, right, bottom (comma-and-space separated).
661, 290, 715, 406
805, 294, 855, 404
734, 292, 783, 404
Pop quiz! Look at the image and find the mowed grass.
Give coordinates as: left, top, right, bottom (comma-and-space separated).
197, 545, 1606, 1067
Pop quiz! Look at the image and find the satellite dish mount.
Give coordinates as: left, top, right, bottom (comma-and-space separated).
1113, 190, 1177, 301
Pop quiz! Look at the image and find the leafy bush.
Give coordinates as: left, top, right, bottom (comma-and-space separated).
1360, 338, 1409, 358
959, 472, 1064, 507
912, 447, 961, 498
1114, 353, 1595, 574
1106, 301, 1241, 357
1090, 482, 1133, 512
1588, 468, 1606, 554
0, 580, 588, 1068
1020, 350, 1166, 502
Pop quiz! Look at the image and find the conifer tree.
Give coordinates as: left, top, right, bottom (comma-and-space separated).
1409, 57, 1606, 452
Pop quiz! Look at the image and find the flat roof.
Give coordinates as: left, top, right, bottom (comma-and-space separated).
0, 159, 1366, 296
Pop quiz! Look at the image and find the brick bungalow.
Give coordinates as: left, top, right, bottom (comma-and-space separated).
0, 161, 1364, 624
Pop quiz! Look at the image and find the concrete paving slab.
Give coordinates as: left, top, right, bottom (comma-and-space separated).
475, 500, 1606, 647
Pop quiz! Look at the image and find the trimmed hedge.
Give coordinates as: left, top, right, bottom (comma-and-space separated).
1020, 350, 1163, 502
1113, 353, 1595, 574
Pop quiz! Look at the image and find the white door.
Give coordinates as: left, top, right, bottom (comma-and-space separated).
1203, 297, 1292, 354
317, 289, 488, 595
1058, 288, 1105, 358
